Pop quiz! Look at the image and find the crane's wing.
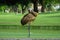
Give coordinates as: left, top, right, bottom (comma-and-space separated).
21, 13, 35, 25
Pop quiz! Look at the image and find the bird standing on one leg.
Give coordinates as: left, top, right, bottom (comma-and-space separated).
21, 10, 38, 37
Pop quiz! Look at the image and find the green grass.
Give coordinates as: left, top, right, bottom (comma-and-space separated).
0, 12, 60, 38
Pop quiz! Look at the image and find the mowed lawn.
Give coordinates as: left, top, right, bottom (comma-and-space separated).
0, 12, 60, 38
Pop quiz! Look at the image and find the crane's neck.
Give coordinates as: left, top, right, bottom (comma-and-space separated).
31, 11, 38, 17
28, 10, 38, 17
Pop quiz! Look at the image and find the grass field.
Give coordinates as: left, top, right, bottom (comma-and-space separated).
0, 11, 60, 38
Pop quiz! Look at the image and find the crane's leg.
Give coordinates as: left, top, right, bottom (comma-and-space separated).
28, 22, 30, 38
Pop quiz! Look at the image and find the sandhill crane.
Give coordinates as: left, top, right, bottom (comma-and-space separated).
21, 11, 38, 25
21, 10, 38, 37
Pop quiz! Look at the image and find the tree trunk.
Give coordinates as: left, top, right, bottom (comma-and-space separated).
41, 5, 45, 12
39, 0, 45, 12
21, 5, 24, 14
21, 5, 25, 14
33, 0, 38, 13
21, 4, 27, 14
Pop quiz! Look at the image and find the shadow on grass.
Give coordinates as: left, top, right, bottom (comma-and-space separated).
30, 25, 60, 30
0, 25, 60, 30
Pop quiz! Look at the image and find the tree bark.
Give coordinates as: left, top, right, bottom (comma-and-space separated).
33, 0, 38, 13
39, 0, 45, 12
21, 5, 24, 14
41, 5, 45, 12
21, 5, 26, 14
